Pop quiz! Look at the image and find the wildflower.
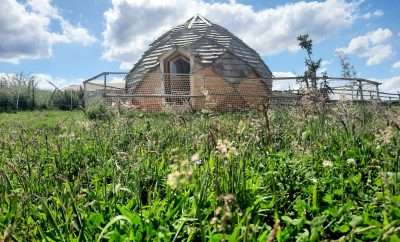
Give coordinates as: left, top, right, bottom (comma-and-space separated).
322, 160, 333, 168
216, 139, 238, 157
191, 153, 203, 165
215, 206, 222, 216
382, 126, 396, 144
221, 211, 232, 224
216, 139, 228, 154
116, 151, 129, 161
167, 171, 182, 190
218, 194, 236, 206
211, 194, 237, 232
347, 158, 356, 166
375, 126, 397, 145
166, 159, 193, 190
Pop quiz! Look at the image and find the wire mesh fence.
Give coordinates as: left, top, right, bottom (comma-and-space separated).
83, 72, 400, 112
85, 73, 273, 111
84, 72, 400, 111
0, 73, 84, 112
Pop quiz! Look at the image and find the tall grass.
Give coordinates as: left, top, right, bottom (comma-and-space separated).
0, 104, 399, 241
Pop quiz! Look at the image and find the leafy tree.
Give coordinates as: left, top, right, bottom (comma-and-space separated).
297, 34, 322, 89
0, 73, 37, 111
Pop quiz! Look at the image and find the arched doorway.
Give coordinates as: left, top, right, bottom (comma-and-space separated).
165, 55, 191, 105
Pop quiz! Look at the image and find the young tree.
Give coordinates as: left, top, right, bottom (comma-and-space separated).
297, 34, 322, 89
337, 52, 357, 78
337, 52, 360, 99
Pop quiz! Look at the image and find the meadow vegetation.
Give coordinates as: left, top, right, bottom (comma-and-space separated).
0, 102, 399, 241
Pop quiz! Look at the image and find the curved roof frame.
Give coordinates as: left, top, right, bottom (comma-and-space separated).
127, 15, 272, 84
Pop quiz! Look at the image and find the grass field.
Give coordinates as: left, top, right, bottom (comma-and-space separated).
0, 104, 399, 241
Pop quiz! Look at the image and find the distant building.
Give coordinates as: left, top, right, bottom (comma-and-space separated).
63, 84, 82, 91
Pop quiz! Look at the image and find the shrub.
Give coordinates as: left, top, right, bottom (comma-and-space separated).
0, 88, 33, 111
52, 90, 83, 110
85, 97, 115, 120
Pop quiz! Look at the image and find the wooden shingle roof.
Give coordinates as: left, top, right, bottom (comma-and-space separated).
127, 15, 272, 85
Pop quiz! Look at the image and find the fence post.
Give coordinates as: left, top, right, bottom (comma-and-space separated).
103, 73, 107, 97
358, 80, 364, 101
70, 89, 73, 110
375, 83, 380, 100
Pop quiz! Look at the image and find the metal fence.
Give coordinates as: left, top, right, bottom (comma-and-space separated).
0, 73, 84, 111
84, 72, 400, 112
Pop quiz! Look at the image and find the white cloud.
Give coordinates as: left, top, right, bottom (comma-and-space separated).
319, 60, 332, 73
321, 60, 332, 67
54, 20, 97, 46
27, 0, 96, 46
272, 72, 299, 90
380, 76, 400, 93
337, 28, 393, 66
103, 0, 359, 69
360, 9, 384, 19
27, 0, 59, 18
273, 72, 297, 78
0, 0, 96, 63
34, 73, 85, 90
32, 73, 66, 89
392, 61, 400, 69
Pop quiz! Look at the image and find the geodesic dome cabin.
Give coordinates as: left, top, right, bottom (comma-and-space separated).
125, 15, 273, 111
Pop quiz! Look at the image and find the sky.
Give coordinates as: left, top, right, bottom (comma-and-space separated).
0, 0, 400, 91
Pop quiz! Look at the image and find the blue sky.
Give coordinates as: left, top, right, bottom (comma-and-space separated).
1, 0, 400, 91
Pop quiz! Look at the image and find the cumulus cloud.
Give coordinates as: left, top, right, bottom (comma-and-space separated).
0, 0, 96, 63
103, 0, 359, 69
392, 61, 400, 69
318, 60, 333, 74
380, 76, 400, 93
336, 28, 393, 66
54, 20, 97, 46
360, 9, 384, 19
32, 73, 84, 90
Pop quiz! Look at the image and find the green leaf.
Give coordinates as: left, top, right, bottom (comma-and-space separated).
350, 215, 363, 227
337, 224, 350, 233
117, 206, 141, 225
390, 234, 400, 242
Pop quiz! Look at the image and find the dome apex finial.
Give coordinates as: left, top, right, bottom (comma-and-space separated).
188, 14, 212, 29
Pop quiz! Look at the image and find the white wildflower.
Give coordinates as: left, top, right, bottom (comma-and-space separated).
167, 171, 182, 190
322, 160, 333, 168
191, 153, 203, 165
167, 159, 193, 190
216, 139, 238, 157
347, 158, 356, 166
